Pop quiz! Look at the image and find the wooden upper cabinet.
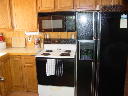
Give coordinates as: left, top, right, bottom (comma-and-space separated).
76, 0, 96, 10
55, 0, 74, 11
0, 0, 12, 29
38, 0, 74, 12
101, 0, 123, 6
38, 0, 55, 12
112, 0, 123, 5
11, 0, 37, 31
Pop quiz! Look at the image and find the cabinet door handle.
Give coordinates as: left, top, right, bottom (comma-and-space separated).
24, 64, 33, 67
0, 77, 5, 81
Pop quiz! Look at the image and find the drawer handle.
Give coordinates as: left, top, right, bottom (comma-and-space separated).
0, 77, 5, 81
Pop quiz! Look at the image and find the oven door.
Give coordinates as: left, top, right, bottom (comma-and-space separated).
36, 57, 75, 87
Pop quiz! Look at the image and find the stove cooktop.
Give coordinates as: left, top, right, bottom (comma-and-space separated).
41, 50, 71, 56
45, 50, 53, 52
65, 50, 71, 53
36, 49, 75, 58
35, 44, 76, 58
60, 52, 70, 56
41, 53, 51, 56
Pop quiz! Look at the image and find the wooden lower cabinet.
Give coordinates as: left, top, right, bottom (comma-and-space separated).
0, 54, 11, 96
22, 56, 38, 92
10, 55, 38, 93
10, 56, 24, 91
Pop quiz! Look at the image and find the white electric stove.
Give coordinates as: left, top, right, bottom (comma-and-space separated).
36, 43, 76, 96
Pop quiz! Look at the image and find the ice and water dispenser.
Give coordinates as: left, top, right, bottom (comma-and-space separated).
78, 40, 94, 60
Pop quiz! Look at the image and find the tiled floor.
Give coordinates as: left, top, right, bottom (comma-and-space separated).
7, 92, 38, 96
38, 85, 74, 96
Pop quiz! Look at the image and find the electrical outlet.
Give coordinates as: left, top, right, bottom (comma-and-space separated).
25, 32, 39, 35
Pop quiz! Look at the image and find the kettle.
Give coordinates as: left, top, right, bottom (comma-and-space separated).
0, 33, 4, 42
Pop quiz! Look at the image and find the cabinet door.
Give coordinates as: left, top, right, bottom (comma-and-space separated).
0, 82, 6, 96
76, 0, 96, 10
0, 61, 6, 96
101, 0, 122, 5
0, 55, 11, 96
10, 56, 24, 91
113, 0, 122, 5
11, 0, 37, 31
2, 56, 12, 95
22, 56, 38, 92
55, 0, 74, 11
0, 0, 12, 28
38, 0, 55, 12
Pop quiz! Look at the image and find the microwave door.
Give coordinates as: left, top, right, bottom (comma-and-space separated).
39, 15, 65, 32
52, 15, 65, 32
38, 16, 52, 32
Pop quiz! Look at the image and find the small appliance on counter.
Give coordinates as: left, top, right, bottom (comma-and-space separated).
34, 38, 41, 48
0, 33, 6, 50
0, 42, 6, 50
0, 33, 4, 42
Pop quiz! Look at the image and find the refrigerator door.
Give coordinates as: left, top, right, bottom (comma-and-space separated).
98, 12, 128, 96
76, 12, 99, 96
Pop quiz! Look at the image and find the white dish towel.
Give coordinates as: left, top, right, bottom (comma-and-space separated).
46, 59, 56, 76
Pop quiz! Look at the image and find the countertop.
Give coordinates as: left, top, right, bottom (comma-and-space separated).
0, 48, 42, 57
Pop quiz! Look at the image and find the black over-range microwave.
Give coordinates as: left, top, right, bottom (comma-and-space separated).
38, 12, 76, 32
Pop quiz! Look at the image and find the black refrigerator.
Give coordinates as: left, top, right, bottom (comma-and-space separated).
76, 12, 128, 96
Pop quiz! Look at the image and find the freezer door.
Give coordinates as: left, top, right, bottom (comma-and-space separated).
77, 60, 93, 96
76, 12, 99, 96
76, 12, 94, 40
77, 40, 96, 96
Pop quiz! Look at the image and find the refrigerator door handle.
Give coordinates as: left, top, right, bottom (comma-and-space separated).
91, 61, 95, 96
78, 41, 81, 60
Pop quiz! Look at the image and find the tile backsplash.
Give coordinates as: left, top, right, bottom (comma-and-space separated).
0, 29, 76, 48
